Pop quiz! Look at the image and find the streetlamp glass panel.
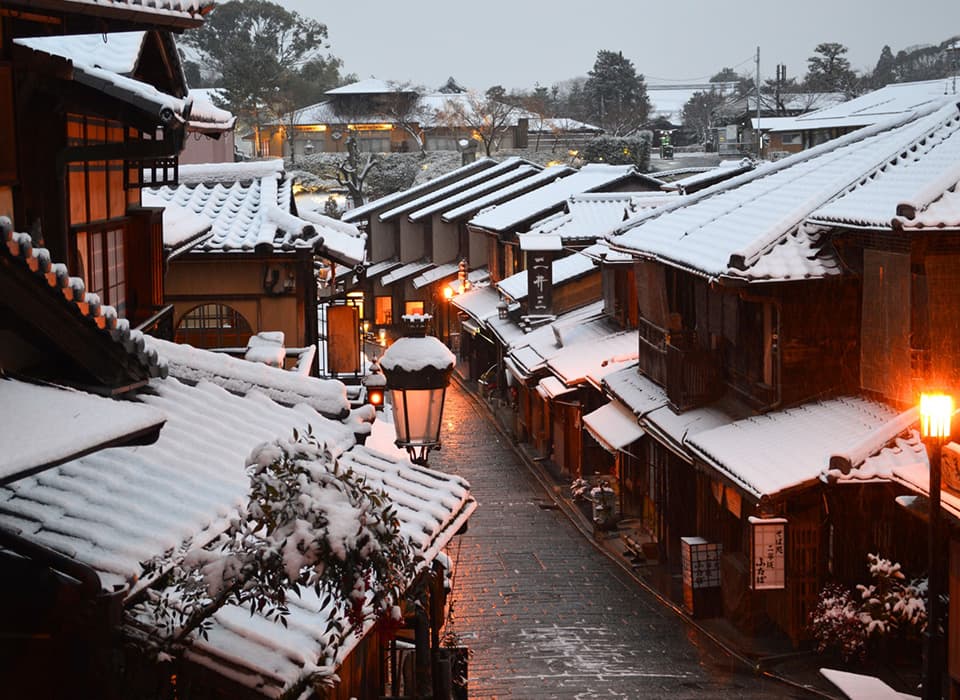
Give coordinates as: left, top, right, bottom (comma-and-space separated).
920, 392, 954, 440
392, 387, 445, 446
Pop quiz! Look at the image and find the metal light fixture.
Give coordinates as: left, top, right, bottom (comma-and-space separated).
363, 361, 386, 410
919, 390, 954, 700
380, 315, 455, 465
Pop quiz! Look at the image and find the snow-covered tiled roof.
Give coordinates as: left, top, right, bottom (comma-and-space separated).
441, 166, 575, 224
450, 285, 500, 324
149, 337, 350, 419
0, 378, 166, 484
363, 257, 402, 279
503, 302, 609, 375
809, 105, 960, 230
469, 164, 647, 234
547, 329, 638, 388
379, 157, 529, 222
341, 158, 497, 223
412, 262, 459, 289
14, 33, 233, 132
409, 164, 542, 223
527, 191, 677, 242
326, 78, 398, 95
146, 161, 366, 264
602, 366, 669, 417
661, 159, 755, 194
1, 217, 167, 379
760, 78, 957, 133
608, 103, 955, 282
28, 0, 211, 25
0, 342, 474, 694
496, 244, 603, 302
686, 395, 903, 499
583, 399, 645, 453
381, 260, 434, 287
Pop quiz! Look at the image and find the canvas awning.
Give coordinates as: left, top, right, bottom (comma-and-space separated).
583, 400, 645, 453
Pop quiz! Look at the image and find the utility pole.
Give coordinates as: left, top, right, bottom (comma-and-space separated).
755, 46, 762, 159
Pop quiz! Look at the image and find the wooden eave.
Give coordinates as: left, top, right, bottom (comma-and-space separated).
1, 0, 206, 31
0, 249, 153, 392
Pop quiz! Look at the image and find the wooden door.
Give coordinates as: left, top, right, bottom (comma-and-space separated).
786, 509, 821, 645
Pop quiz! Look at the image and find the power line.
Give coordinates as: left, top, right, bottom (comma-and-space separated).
644, 53, 757, 83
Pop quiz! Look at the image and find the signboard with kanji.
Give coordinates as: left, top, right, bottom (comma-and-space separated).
527, 251, 553, 315
749, 516, 786, 590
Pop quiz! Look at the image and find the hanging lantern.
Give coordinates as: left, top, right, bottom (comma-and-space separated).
380, 315, 455, 465
363, 361, 386, 410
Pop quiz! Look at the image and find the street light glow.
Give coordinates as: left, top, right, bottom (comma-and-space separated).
920, 392, 954, 441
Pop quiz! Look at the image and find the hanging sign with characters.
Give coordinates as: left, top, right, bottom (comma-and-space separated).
749, 516, 786, 590
528, 250, 553, 315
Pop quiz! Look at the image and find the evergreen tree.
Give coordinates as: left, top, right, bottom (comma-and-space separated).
804, 42, 858, 93
872, 45, 897, 87
584, 50, 651, 135
183, 0, 346, 152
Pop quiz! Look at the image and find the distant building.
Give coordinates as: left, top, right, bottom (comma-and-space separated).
255, 77, 601, 158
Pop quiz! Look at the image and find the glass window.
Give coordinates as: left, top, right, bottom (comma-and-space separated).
176, 303, 253, 348
75, 226, 126, 316
375, 295, 393, 325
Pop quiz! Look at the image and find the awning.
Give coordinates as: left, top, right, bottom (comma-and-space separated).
382, 260, 434, 287
364, 258, 402, 279
504, 357, 530, 384
536, 376, 576, 400
583, 400, 645, 454
412, 262, 459, 289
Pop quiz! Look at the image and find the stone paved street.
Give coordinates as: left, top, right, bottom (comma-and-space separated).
432, 380, 815, 699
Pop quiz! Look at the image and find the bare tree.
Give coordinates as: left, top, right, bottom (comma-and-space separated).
381, 82, 429, 154
437, 87, 519, 157
336, 135, 380, 208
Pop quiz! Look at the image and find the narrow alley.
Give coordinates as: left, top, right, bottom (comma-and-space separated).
432, 380, 816, 699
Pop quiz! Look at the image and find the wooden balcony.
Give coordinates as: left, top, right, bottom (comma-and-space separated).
665, 330, 723, 412
637, 317, 667, 386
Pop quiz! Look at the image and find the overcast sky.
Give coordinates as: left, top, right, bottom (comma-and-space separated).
279, 0, 960, 91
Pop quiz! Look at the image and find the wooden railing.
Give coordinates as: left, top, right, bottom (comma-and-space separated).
636, 317, 668, 386
665, 329, 723, 411
136, 303, 175, 341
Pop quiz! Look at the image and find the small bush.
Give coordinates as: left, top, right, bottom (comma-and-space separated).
581, 133, 652, 171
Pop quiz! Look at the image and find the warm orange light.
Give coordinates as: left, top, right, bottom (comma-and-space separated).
347, 123, 393, 131
296, 124, 327, 132
443, 285, 454, 300
368, 388, 384, 407
920, 392, 954, 440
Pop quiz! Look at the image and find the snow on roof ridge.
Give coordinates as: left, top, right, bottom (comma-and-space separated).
341, 158, 497, 222
177, 159, 285, 185
607, 103, 949, 276
408, 164, 542, 222
149, 336, 350, 419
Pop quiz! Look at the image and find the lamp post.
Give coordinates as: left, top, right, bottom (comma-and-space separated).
363, 360, 386, 411
380, 314, 455, 466
920, 391, 954, 700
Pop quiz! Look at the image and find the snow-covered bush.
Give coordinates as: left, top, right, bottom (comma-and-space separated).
810, 582, 867, 662
581, 133, 651, 171
811, 553, 930, 661
366, 153, 420, 200
857, 553, 927, 640
137, 427, 419, 668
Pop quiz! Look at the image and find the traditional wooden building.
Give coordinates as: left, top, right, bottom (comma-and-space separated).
0, 1, 474, 698
601, 99, 960, 647
144, 159, 366, 375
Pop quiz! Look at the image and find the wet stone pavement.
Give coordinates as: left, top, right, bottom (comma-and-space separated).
432, 380, 815, 699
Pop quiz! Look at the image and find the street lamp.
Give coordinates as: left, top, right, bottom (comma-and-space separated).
380, 315, 455, 466
920, 391, 954, 700
363, 361, 386, 411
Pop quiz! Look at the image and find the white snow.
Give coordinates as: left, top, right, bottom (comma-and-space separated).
380, 336, 455, 373
0, 378, 165, 482
583, 400, 645, 453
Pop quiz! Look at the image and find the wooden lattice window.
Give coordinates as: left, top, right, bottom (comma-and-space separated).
76, 225, 127, 316
176, 303, 252, 348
